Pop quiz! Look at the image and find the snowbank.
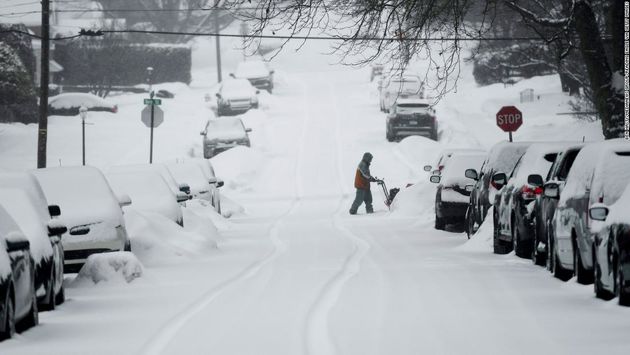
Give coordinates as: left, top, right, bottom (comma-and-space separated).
393, 136, 442, 174
184, 199, 233, 231
458, 207, 494, 252
389, 180, 435, 220
123, 209, 218, 266
73, 251, 143, 286
210, 146, 266, 192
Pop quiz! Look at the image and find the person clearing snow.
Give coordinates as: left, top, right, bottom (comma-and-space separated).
349, 152, 379, 215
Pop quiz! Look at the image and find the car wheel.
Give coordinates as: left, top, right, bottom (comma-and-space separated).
574, 241, 594, 285
546, 224, 554, 272
386, 126, 395, 142
493, 215, 511, 254
434, 214, 445, 230
0, 292, 15, 340
55, 285, 65, 306
553, 250, 572, 281
465, 208, 474, 239
39, 271, 56, 312
18, 287, 38, 331
532, 221, 546, 266
216, 198, 222, 214
512, 221, 528, 258
618, 257, 630, 306
594, 248, 614, 300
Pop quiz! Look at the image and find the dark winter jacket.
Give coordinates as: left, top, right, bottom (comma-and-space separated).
354, 152, 375, 190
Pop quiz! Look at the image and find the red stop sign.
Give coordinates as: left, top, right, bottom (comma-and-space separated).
496, 106, 523, 132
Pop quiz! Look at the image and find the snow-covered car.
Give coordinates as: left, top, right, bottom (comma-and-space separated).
32, 166, 131, 274
532, 143, 585, 266
430, 152, 486, 230
107, 164, 192, 205
234, 60, 274, 93
105, 170, 184, 226
464, 141, 532, 238
0, 204, 39, 339
167, 160, 224, 213
214, 78, 260, 116
386, 98, 438, 141
0, 173, 66, 311
379, 74, 423, 112
550, 139, 630, 283
590, 184, 630, 305
491, 143, 567, 257
48, 92, 118, 116
201, 117, 252, 158
423, 148, 486, 174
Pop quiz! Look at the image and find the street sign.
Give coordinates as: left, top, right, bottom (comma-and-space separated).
141, 105, 164, 128
496, 106, 523, 132
144, 98, 162, 105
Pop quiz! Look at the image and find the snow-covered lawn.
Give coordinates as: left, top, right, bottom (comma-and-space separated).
0, 35, 627, 354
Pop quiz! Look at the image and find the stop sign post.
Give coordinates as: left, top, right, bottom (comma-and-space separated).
496, 106, 523, 142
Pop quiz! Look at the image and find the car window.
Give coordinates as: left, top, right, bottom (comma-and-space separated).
509, 156, 523, 178
557, 148, 581, 181
546, 152, 562, 181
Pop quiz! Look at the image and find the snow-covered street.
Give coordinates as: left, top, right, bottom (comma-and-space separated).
1, 37, 628, 353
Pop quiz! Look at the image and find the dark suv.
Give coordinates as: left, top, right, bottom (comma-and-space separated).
529, 144, 584, 266
385, 99, 437, 141
550, 139, 630, 284
464, 141, 531, 238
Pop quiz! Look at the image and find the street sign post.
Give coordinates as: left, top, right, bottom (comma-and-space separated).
141, 93, 164, 163
496, 106, 523, 142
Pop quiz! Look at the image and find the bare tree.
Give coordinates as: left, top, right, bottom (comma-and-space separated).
223, 0, 623, 139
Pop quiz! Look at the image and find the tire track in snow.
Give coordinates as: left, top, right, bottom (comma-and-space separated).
303, 78, 371, 355
139, 78, 314, 355
138, 201, 298, 355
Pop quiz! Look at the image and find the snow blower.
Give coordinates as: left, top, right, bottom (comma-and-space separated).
376, 178, 400, 209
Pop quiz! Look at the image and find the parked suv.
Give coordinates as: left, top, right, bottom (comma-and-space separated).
386, 98, 437, 141
550, 139, 630, 283
214, 78, 260, 116
491, 143, 564, 257
464, 141, 532, 237
430, 152, 486, 230
530, 144, 584, 266
201, 117, 252, 158
379, 74, 423, 112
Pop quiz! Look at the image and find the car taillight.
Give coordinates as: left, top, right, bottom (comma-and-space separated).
112, 105, 118, 113
438, 165, 444, 171
521, 185, 543, 200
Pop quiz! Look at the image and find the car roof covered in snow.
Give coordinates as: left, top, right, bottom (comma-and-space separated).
235, 60, 269, 78
105, 170, 182, 223
205, 117, 247, 141
441, 152, 487, 186
107, 164, 181, 196
507, 142, 574, 187
32, 166, 124, 229
481, 141, 533, 176
0, 177, 54, 264
0, 203, 28, 279
561, 138, 630, 206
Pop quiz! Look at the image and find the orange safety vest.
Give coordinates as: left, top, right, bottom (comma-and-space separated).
354, 168, 370, 190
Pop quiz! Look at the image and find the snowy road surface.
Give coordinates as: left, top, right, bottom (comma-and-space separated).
1, 43, 627, 354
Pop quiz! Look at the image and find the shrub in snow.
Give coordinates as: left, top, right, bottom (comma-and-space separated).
74, 252, 143, 285
0, 40, 38, 124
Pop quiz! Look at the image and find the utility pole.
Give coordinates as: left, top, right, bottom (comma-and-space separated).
214, 10, 222, 82
37, 0, 50, 168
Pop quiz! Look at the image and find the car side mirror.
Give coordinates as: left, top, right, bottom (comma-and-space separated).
430, 175, 441, 184
176, 191, 190, 203
229, 73, 235, 78
423, 165, 432, 172
465, 184, 474, 192
215, 93, 221, 99
200, 131, 206, 136
464, 169, 478, 181
246, 128, 253, 133
432, 170, 441, 176
69, 225, 90, 236
527, 174, 544, 187
589, 204, 609, 221
47, 221, 67, 237
179, 184, 191, 195
117, 194, 132, 208
208, 177, 218, 184
48, 205, 61, 217
543, 182, 560, 199
491, 172, 507, 189
6, 238, 29, 252
216, 180, 224, 188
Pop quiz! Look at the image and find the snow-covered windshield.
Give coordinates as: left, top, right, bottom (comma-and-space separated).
235, 61, 269, 78
205, 118, 246, 140
389, 79, 421, 94
221, 79, 255, 97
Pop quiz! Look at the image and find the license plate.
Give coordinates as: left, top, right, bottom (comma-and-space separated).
409, 120, 418, 125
